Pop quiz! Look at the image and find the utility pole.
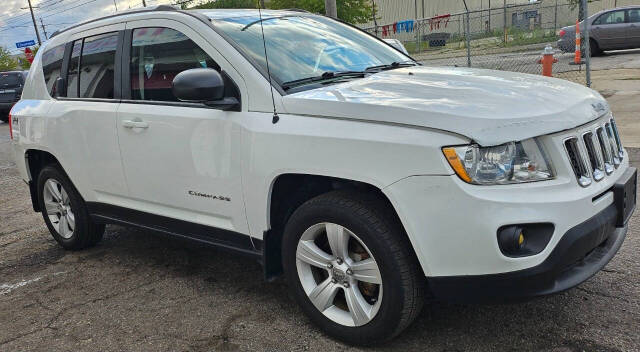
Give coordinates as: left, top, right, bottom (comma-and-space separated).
325, 0, 337, 18
554, 0, 558, 31
40, 18, 48, 40
142, 0, 147, 7
27, 0, 42, 45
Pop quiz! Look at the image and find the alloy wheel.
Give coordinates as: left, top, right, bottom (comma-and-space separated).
42, 179, 75, 239
296, 222, 383, 327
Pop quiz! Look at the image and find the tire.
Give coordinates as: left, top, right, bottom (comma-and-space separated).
282, 190, 425, 345
589, 39, 601, 57
37, 165, 105, 250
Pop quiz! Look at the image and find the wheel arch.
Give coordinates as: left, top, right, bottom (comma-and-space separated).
262, 173, 418, 281
24, 149, 64, 212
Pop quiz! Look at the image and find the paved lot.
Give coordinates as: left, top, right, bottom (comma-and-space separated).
1, 120, 639, 351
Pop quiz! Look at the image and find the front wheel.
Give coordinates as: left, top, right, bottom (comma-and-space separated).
282, 191, 425, 345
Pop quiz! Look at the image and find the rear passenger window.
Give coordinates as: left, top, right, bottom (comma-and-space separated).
66, 40, 82, 98
130, 27, 220, 102
42, 44, 65, 96
79, 32, 118, 99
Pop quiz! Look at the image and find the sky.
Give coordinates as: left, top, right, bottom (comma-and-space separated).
0, 0, 178, 55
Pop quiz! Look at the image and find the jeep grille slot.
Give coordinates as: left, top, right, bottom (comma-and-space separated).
610, 119, 624, 159
605, 123, 621, 168
564, 137, 592, 187
582, 132, 605, 182
596, 127, 615, 175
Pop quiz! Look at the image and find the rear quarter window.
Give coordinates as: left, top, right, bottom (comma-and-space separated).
42, 44, 65, 96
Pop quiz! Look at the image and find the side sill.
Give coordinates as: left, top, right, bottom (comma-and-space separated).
87, 202, 262, 259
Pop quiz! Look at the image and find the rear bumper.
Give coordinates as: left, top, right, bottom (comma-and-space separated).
428, 201, 628, 303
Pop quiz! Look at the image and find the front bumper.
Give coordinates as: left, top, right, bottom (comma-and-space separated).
0, 101, 15, 112
428, 201, 627, 302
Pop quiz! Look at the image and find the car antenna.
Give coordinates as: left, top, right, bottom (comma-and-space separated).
258, 5, 279, 124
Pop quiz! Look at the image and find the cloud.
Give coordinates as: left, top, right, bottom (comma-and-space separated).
1, 0, 175, 54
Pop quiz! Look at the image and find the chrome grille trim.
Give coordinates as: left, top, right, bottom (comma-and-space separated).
582, 132, 605, 182
564, 117, 624, 187
596, 127, 615, 175
564, 137, 592, 187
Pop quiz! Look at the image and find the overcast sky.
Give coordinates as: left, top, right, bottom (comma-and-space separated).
1, 0, 176, 55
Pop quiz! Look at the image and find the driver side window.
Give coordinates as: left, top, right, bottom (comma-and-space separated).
594, 10, 626, 25
130, 27, 220, 102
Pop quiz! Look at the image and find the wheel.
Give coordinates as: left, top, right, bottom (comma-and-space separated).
282, 191, 425, 345
589, 39, 601, 57
37, 165, 105, 250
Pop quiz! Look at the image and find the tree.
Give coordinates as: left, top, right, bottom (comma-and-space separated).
269, 0, 373, 24
0, 47, 19, 72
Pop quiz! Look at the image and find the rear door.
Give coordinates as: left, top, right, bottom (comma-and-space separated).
591, 10, 628, 49
50, 23, 129, 203
116, 19, 250, 240
627, 8, 640, 47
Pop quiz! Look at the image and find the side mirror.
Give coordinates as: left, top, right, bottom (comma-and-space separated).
172, 68, 239, 111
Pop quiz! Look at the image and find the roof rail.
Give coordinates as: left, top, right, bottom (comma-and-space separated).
50, 5, 179, 39
282, 8, 312, 13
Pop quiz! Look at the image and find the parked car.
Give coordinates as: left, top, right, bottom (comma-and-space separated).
9, 6, 636, 345
558, 6, 640, 56
383, 38, 409, 54
0, 71, 28, 123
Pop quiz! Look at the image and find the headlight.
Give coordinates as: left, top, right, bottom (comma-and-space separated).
442, 138, 554, 185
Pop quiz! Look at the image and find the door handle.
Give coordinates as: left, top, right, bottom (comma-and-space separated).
122, 120, 149, 129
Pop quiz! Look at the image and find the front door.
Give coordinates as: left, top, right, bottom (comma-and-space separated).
591, 10, 628, 50
116, 20, 249, 238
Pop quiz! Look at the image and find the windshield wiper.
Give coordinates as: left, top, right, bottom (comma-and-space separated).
365, 61, 418, 73
282, 71, 365, 91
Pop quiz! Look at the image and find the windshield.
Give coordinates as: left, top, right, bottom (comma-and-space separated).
0, 73, 22, 88
208, 12, 411, 86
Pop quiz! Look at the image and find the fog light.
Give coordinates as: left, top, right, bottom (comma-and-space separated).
497, 223, 554, 257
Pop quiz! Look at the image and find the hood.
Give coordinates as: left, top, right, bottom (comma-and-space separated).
282, 66, 608, 146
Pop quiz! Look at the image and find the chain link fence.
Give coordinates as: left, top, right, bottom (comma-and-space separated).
360, 0, 615, 86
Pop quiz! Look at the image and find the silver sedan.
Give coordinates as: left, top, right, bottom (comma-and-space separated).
557, 6, 640, 56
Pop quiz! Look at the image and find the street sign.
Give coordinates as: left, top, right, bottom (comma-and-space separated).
15, 40, 36, 48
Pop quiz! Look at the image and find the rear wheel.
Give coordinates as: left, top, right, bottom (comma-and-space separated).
282, 191, 424, 345
37, 165, 104, 250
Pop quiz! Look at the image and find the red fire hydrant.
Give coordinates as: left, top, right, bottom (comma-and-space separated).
538, 45, 558, 77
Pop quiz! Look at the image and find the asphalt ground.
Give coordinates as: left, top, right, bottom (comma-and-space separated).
0, 122, 639, 351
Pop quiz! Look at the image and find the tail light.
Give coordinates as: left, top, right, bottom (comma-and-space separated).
558, 29, 566, 37
8, 112, 13, 140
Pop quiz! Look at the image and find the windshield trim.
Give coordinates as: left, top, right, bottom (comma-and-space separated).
204, 11, 417, 95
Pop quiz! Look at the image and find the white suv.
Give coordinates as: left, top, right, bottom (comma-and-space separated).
9, 6, 637, 344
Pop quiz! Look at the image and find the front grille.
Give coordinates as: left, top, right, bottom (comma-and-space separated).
565, 118, 624, 187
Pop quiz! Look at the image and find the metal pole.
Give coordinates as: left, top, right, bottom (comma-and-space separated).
415, 0, 420, 53
554, 0, 558, 31
489, 0, 492, 32
372, 0, 379, 37
466, 11, 472, 67
27, 0, 42, 46
40, 18, 48, 40
325, 0, 337, 18
503, 0, 507, 44
582, 0, 591, 87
